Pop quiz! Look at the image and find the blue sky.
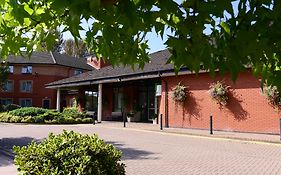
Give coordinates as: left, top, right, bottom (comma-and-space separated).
63, 1, 239, 54
63, 23, 168, 54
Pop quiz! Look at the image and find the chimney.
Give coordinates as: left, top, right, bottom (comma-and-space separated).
87, 56, 110, 70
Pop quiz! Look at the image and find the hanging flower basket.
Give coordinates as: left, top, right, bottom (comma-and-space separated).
209, 81, 230, 106
263, 85, 281, 106
172, 83, 188, 102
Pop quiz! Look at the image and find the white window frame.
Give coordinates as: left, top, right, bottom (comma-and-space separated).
20, 80, 33, 93
8, 65, 14, 73
21, 65, 32, 74
2, 80, 13, 92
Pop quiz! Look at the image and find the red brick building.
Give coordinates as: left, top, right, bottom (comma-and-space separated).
0, 52, 93, 109
46, 50, 280, 134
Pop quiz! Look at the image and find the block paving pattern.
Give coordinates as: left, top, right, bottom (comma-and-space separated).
1, 123, 281, 174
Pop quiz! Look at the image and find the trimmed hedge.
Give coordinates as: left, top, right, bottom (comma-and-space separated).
0, 107, 92, 124
14, 131, 125, 175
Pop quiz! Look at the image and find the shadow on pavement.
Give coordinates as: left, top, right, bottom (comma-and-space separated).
0, 137, 37, 167
107, 141, 157, 160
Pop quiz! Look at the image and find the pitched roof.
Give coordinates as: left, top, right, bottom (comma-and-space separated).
3, 51, 93, 70
46, 49, 181, 88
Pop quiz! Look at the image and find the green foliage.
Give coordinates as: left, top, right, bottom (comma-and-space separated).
0, 113, 13, 122
0, 105, 5, 112
4, 104, 21, 112
82, 117, 93, 123
0, 64, 9, 87
209, 81, 230, 106
9, 115, 22, 123
0, 0, 280, 89
0, 107, 88, 124
13, 131, 125, 175
9, 107, 48, 117
172, 83, 188, 102
21, 116, 34, 123
62, 107, 85, 119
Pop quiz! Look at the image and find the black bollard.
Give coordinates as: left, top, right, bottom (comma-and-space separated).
210, 114, 213, 135
123, 113, 126, 128
160, 114, 163, 130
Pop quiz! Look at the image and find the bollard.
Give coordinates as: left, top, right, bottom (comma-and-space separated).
210, 114, 213, 135
93, 112, 97, 125
160, 114, 163, 130
123, 113, 126, 128
279, 118, 281, 140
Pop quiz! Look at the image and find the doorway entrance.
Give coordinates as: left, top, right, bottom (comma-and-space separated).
138, 84, 156, 122
42, 99, 50, 109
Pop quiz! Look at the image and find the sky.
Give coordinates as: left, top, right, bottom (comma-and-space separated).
62, 1, 239, 54
62, 23, 168, 54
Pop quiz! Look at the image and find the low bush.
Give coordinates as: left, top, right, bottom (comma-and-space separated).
0, 113, 13, 122
0, 107, 91, 124
82, 117, 93, 123
21, 116, 34, 123
9, 107, 48, 117
9, 115, 22, 123
0, 105, 5, 112
13, 131, 125, 175
4, 104, 21, 112
62, 107, 85, 119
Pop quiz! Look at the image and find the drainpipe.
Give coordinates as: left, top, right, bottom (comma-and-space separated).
159, 73, 169, 128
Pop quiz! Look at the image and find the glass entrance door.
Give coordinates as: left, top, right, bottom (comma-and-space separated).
138, 84, 156, 121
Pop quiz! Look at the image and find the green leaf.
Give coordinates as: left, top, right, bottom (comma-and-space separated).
24, 4, 34, 15
220, 22, 230, 35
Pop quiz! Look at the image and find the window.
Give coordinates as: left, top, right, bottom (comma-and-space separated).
21, 65, 32, 74
74, 69, 83, 75
0, 99, 12, 105
2, 80, 13, 92
20, 81, 32, 92
113, 87, 123, 112
20, 99, 32, 107
8, 65, 13, 73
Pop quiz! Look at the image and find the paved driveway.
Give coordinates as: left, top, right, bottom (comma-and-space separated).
1, 123, 281, 174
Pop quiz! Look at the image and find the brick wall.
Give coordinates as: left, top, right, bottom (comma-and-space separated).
159, 71, 279, 134
0, 64, 79, 109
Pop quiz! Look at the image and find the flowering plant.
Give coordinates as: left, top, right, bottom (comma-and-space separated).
209, 81, 230, 106
172, 83, 188, 102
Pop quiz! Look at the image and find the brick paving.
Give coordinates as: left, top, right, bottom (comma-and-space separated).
1, 122, 281, 174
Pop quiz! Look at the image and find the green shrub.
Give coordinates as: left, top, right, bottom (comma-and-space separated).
75, 118, 82, 123
9, 115, 22, 123
21, 116, 34, 123
82, 117, 93, 123
9, 107, 48, 117
0, 113, 13, 122
0, 105, 5, 112
5, 104, 21, 112
63, 117, 76, 124
62, 107, 85, 119
34, 115, 44, 123
13, 131, 125, 175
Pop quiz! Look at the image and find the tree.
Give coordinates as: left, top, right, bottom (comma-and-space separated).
63, 39, 87, 58
36, 29, 63, 53
0, 63, 9, 90
0, 0, 280, 88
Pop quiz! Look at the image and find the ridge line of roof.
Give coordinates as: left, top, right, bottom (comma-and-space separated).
50, 51, 57, 64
